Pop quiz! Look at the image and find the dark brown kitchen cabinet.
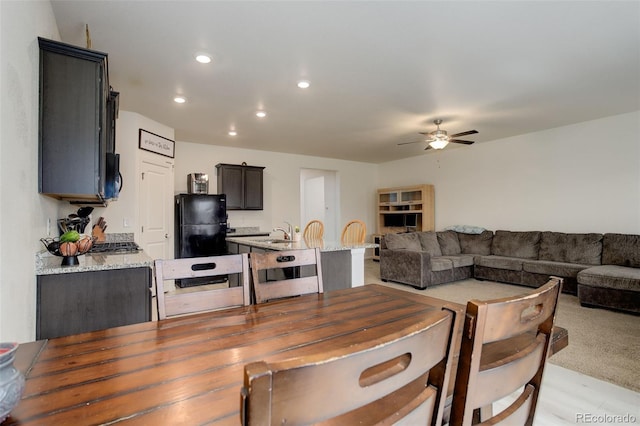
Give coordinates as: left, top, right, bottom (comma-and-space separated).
216, 163, 265, 210
36, 267, 151, 339
38, 37, 119, 205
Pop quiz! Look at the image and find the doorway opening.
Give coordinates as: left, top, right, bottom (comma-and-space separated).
300, 169, 339, 242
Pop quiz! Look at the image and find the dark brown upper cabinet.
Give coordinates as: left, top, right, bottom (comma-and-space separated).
38, 37, 119, 205
216, 163, 265, 210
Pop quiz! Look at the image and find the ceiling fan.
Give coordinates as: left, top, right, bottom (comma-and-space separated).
399, 119, 478, 150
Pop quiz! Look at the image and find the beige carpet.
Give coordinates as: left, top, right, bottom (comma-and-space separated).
364, 260, 640, 392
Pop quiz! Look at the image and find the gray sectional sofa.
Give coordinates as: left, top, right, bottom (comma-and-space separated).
379, 229, 640, 314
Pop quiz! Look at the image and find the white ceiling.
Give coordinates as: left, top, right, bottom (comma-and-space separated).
50, 1, 640, 164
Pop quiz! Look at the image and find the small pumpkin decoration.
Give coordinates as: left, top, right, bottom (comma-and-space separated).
76, 236, 93, 253
59, 242, 78, 256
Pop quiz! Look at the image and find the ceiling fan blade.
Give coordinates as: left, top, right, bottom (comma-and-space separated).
449, 139, 475, 145
450, 130, 478, 138
397, 140, 422, 146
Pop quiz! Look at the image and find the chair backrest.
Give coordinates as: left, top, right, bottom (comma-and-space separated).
241, 309, 457, 426
154, 253, 250, 320
249, 248, 323, 304
449, 277, 563, 426
303, 219, 324, 240
341, 219, 366, 244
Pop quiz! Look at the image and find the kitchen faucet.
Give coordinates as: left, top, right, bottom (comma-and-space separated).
273, 221, 292, 240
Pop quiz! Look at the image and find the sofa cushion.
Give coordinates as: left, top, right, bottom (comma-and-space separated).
458, 230, 493, 255
417, 232, 442, 256
491, 230, 541, 259
437, 231, 461, 255
577, 265, 640, 291
475, 255, 524, 271
539, 232, 603, 265
441, 255, 475, 268
523, 259, 590, 278
384, 233, 421, 251
431, 257, 454, 272
601, 233, 640, 267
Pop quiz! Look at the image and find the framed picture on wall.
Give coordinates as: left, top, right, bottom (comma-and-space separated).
139, 129, 175, 158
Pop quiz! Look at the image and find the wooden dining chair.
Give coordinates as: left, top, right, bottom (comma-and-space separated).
303, 219, 324, 240
249, 248, 323, 304
449, 277, 563, 426
154, 253, 250, 320
340, 219, 366, 244
241, 309, 458, 426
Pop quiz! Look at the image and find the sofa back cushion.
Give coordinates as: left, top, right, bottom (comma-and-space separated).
539, 232, 603, 265
601, 233, 640, 267
383, 232, 422, 251
417, 232, 442, 256
458, 230, 493, 255
437, 231, 461, 255
491, 230, 541, 259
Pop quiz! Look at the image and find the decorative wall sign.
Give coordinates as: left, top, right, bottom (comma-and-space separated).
139, 129, 175, 158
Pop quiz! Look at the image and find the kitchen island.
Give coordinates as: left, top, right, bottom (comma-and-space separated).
226, 236, 377, 291
35, 250, 153, 339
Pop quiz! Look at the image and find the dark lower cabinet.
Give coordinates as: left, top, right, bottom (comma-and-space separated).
36, 267, 151, 339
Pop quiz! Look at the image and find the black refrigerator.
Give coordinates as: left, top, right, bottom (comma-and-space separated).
174, 194, 228, 287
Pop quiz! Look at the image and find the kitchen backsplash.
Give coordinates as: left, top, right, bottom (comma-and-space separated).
104, 233, 135, 243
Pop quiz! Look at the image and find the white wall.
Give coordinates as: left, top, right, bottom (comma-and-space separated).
0, 1, 62, 342
87, 111, 175, 241
174, 142, 379, 240
379, 112, 640, 234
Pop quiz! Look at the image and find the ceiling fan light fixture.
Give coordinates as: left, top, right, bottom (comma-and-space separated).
195, 53, 212, 64
429, 139, 449, 150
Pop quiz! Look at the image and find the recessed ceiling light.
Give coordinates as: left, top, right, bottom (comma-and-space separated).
256, 111, 267, 118
195, 54, 212, 64
297, 80, 310, 89
174, 96, 186, 104
228, 130, 237, 136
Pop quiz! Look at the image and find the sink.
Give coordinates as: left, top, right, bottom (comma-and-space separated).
255, 238, 291, 244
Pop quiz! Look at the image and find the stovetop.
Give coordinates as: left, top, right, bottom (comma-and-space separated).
89, 241, 141, 254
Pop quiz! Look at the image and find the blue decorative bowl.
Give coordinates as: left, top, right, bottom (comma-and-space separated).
0, 342, 25, 423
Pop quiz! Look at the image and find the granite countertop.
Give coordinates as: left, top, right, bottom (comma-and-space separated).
36, 251, 153, 276
226, 236, 378, 252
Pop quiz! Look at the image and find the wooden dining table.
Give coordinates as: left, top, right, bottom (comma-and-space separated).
8, 285, 461, 425
8, 284, 567, 425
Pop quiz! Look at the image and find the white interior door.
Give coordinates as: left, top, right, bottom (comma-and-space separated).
140, 158, 174, 262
